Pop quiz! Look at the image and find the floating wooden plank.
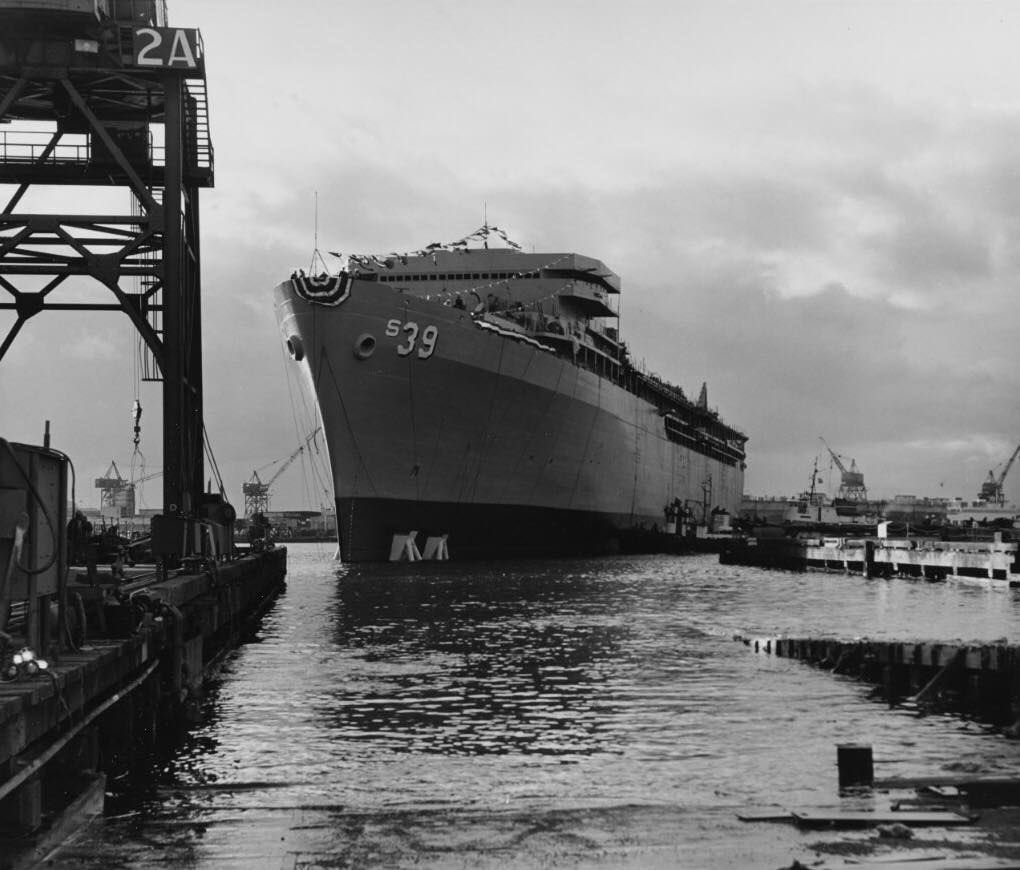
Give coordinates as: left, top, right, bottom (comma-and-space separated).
792, 809, 975, 829
876, 776, 992, 789
922, 785, 963, 798
815, 857, 1020, 870
736, 809, 795, 822
876, 777, 1020, 807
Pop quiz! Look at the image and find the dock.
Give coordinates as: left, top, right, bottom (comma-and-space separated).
0, 547, 286, 869
0, 7, 294, 867
738, 633, 1020, 726
721, 531, 1019, 585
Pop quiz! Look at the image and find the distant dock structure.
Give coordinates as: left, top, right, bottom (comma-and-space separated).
722, 524, 1019, 586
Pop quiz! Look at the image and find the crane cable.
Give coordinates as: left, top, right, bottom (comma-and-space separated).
276, 311, 335, 505
203, 422, 228, 501
130, 319, 146, 482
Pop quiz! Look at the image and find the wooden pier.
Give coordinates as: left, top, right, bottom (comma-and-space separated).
0, 547, 286, 869
739, 633, 1020, 727
722, 531, 1019, 585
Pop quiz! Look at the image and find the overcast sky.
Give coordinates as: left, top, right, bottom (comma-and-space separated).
2, 0, 1020, 511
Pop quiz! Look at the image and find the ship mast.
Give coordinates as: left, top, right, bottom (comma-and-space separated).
808, 455, 822, 521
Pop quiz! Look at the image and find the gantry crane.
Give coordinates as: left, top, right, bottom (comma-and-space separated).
95, 462, 163, 517
243, 428, 322, 518
0, 0, 215, 566
819, 436, 868, 501
978, 444, 1020, 505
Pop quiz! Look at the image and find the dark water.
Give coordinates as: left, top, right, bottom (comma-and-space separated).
51, 546, 1020, 868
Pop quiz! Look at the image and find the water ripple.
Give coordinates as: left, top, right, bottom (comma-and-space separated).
54, 547, 1020, 868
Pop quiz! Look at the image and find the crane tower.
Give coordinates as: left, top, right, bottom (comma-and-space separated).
978, 444, 1020, 505
243, 429, 322, 518
0, 0, 213, 534
819, 437, 868, 501
94, 460, 162, 517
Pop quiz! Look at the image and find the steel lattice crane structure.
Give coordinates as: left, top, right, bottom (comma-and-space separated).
819, 436, 868, 501
0, 0, 214, 555
94, 460, 162, 517
243, 428, 322, 519
978, 444, 1020, 505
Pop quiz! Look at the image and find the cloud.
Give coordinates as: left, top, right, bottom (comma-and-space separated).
62, 331, 121, 362
192, 82, 1020, 505
6, 9, 1020, 510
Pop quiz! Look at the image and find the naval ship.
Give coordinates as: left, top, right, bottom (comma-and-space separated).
274, 225, 747, 562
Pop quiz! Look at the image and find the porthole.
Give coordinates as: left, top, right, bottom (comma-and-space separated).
286, 335, 304, 361
353, 332, 377, 360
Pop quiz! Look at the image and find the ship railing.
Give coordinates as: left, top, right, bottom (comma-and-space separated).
662, 417, 744, 466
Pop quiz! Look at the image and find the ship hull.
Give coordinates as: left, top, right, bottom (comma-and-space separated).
336, 496, 635, 561
276, 278, 744, 562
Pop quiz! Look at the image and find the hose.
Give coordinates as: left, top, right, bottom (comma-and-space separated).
0, 438, 57, 577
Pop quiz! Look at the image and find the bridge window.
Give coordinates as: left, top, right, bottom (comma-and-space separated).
111, 0, 167, 26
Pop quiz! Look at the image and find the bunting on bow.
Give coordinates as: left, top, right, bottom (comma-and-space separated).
292, 273, 352, 306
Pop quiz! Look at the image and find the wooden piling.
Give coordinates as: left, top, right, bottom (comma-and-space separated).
837, 743, 874, 790
743, 633, 1020, 727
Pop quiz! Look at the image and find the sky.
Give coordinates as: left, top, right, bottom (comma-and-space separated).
2, 0, 1020, 511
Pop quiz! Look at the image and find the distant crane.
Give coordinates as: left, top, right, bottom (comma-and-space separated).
819, 436, 867, 501
94, 461, 163, 518
243, 428, 322, 518
977, 443, 1020, 505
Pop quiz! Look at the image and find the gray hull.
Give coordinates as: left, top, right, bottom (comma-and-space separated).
276, 278, 744, 561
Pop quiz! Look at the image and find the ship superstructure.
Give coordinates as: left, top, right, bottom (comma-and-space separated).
275, 226, 747, 561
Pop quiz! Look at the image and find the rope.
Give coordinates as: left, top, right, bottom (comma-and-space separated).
403, 298, 421, 503
496, 346, 539, 506
462, 336, 507, 506
345, 477, 355, 564
202, 421, 227, 500
525, 359, 569, 507
567, 374, 602, 511
0, 439, 57, 576
41, 445, 76, 649
318, 348, 378, 498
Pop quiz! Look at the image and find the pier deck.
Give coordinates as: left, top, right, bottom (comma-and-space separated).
0, 547, 286, 868
722, 532, 1019, 585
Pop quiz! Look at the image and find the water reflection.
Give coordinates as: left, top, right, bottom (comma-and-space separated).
327, 562, 628, 756
49, 548, 1020, 869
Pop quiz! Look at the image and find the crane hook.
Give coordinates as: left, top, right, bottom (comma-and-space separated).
132, 400, 142, 448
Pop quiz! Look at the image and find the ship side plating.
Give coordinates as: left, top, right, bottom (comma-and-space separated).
275, 238, 747, 561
